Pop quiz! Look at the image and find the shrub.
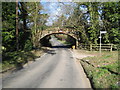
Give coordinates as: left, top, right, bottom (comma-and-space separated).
24, 40, 33, 51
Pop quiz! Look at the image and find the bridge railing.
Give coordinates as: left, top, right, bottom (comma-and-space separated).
78, 44, 118, 51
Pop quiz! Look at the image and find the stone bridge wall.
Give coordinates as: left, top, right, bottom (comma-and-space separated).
39, 27, 79, 48
40, 28, 77, 40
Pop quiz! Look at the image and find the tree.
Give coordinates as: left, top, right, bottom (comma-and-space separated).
16, 0, 19, 50
102, 2, 120, 44
18, 2, 31, 50
2, 2, 16, 51
65, 3, 90, 44
86, 2, 101, 44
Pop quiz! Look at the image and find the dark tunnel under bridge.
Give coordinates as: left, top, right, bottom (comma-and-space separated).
39, 33, 77, 48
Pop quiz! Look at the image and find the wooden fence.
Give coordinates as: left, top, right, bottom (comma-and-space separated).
78, 44, 118, 51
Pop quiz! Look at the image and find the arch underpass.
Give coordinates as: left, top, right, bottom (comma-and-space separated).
39, 32, 77, 48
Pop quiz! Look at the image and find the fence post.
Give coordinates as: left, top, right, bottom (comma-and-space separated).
90, 44, 92, 51
76, 41, 79, 49
110, 44, 113, 52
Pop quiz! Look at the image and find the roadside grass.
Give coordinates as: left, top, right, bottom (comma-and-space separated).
2, 48, 47, 73
80, 51, 119, 89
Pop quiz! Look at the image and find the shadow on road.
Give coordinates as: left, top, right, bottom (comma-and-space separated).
46, 50, 56, 55
51, 45, 72, 48
42, 48, 56, 55
42, 45, 72, 56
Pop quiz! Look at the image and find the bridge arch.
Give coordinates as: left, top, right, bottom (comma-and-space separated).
39, 32, 77, 48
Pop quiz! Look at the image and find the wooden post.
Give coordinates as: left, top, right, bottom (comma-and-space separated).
90, 44, 92, 51
110, 44, 113, 52
76, 40, 78, 49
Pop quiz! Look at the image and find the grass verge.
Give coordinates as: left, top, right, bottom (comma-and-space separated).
79, 51, 119, 89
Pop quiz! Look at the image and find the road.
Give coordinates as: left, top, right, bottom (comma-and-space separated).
2, 35, 91, 88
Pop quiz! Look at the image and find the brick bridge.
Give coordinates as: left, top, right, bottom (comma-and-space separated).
39, 27, 80, 48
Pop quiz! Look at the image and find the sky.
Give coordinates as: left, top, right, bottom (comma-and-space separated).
40, 1, 76, 26
40, 1, 104, 26
40, 2, 61, 26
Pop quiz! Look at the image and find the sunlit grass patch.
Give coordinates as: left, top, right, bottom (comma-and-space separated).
80, 51, 119, 89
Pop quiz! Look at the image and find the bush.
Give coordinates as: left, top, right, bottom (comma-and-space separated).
24, 40, 33, 51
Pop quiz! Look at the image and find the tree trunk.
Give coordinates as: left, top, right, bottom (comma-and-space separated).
16, 0, 19, 50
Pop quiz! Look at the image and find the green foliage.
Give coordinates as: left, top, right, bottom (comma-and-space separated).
109, 28, 119, 44
64, 2, 119, 45
2, 2, 16, 51
24, 40, 33, 51
104, 62, 118, 73
2, 51, 36, 71
102, 2, 120, 44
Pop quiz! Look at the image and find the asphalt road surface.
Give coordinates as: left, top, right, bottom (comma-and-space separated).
2, 36, 91, 88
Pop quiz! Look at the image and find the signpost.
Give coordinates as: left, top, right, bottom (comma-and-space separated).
99, 31, 107, 55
